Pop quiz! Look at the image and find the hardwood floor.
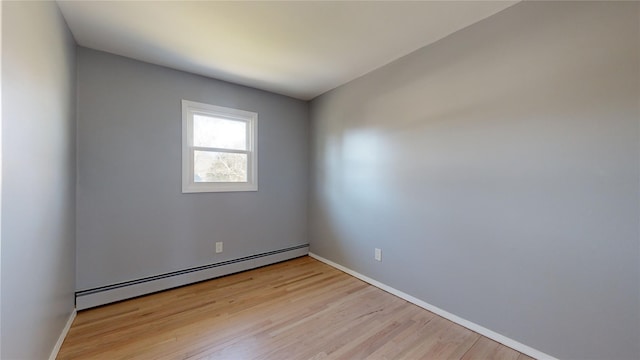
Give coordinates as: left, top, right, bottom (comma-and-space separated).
58, 256, 534, 360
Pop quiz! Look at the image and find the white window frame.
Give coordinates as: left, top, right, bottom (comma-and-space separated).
182, 100, 258, 193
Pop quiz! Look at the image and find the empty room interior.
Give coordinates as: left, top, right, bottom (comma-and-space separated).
1, 1, 639, 359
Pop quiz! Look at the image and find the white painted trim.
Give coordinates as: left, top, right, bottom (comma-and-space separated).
308, 252, 557, 360
48, 309, 76, 360
181, 99, 258, 193
77, 247, 308, 310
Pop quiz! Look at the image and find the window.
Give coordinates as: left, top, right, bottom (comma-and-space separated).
182, 100, 257, 193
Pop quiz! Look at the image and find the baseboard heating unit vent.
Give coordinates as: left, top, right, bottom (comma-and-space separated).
76, 244, 309, 310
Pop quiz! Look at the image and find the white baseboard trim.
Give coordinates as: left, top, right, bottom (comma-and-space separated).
308, 252, 557, 360
76, 245, 309, 310
49, 308, 76, 360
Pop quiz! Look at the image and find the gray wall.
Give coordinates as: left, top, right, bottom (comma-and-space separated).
309, 2, 640, 359
1, 1, 76, 359
76, 48, 309, 291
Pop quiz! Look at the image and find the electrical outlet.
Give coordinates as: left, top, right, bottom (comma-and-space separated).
215, 242, 223, 253
374, 248, 382, 261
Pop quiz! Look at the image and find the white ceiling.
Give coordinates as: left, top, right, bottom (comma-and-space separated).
57, 1, 517, 100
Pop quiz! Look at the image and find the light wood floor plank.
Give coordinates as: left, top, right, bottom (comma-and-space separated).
58, 256, 533, 359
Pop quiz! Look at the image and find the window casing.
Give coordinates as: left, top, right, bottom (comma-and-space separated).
182, 100, 258, 193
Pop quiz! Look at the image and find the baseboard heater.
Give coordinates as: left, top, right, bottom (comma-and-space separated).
76, 244, 309, 310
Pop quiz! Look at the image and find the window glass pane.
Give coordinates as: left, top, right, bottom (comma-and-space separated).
193, 114, 247, 150
194, 150, 247, 182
